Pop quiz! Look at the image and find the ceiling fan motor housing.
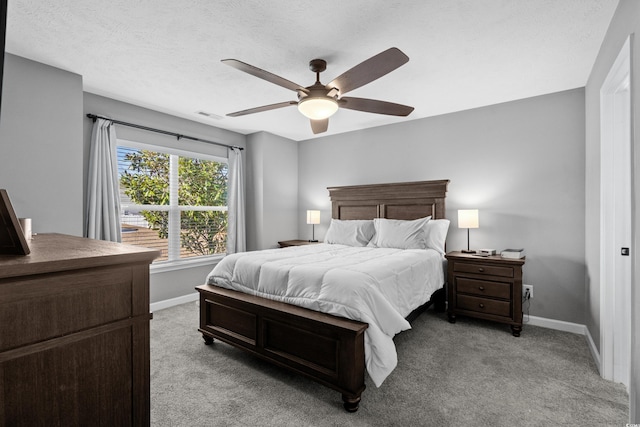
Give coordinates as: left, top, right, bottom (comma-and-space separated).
297, 82, 335, 100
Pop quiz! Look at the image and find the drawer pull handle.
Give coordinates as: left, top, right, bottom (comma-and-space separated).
478, 286, 485, 291
479, 303, 485, 308
478, 268, 485, 272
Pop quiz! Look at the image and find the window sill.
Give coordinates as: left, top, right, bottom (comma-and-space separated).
150, 254, 224, 274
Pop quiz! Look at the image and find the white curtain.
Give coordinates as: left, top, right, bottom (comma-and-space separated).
226, 147, 246, 253
85, 118, 122, 242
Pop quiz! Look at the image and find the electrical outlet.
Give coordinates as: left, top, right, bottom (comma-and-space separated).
523, 284, 533, 300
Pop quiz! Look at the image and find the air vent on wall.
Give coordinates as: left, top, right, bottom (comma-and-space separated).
196, 111, 223, 120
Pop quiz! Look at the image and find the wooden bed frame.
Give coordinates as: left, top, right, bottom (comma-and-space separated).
197, 180, 449, 411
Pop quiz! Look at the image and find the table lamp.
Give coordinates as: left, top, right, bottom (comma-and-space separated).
306, 210, 320, 242
458, 209, 479, 253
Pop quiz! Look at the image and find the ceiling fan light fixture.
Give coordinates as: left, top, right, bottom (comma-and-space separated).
297, 96, 339, 120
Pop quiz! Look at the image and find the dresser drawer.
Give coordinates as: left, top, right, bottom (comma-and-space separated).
456, 277, 511, 300
453, 262, 514, 278
0, 266, 136, 351
457, 294, 511, 317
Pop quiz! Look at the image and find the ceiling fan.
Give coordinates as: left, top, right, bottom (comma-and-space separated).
222, 47, 414, 134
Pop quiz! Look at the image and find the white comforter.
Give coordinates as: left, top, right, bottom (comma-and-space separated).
206, 244, 445, 387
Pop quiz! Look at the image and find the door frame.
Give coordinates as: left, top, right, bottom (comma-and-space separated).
600, 36, 632, 388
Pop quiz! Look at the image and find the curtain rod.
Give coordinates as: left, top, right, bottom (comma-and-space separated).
86, 113, 244, 151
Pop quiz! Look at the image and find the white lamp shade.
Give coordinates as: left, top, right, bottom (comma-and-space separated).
458, 209, 479, 229
298, 97, 339, 120
306, 210, 321, 225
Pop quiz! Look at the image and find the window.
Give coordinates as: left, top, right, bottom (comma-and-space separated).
117, 141, 228, 263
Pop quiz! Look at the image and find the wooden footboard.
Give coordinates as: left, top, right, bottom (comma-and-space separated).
196, 284, 368, 412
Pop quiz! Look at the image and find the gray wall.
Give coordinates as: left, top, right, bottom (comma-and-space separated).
298, 88, 586, 324
245, 131, 298, 250
83, 92, 247, 303
585, 0, 640, 421
0, 54, 84, 236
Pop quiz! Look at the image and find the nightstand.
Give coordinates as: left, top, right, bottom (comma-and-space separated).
278, 239, 322, 248
445, 251, 525, 336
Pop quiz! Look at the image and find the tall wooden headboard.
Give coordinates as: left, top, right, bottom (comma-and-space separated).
327, 180, 449, 221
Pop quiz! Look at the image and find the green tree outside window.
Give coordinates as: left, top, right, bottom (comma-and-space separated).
119, 149, 228, 257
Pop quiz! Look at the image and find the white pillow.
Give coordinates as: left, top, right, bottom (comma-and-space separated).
324, 219, 375, 247
423, 219, 450, 254
370, 216, 431, 249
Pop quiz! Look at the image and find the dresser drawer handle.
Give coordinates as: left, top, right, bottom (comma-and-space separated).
478, 268, 485, 272
479, 303, 485, 309
478, 286, 485, 291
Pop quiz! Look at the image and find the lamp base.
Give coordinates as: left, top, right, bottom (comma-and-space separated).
461, 249, 475, 254
308, 239, 318, 243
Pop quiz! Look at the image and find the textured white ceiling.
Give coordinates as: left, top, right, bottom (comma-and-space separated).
5, 0, 618, 141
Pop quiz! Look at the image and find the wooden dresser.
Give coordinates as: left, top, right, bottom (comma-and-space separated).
0, 233, 159, 426
445, 251, 525, 336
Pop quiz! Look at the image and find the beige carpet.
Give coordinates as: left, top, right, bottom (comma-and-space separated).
150, 301, 628, 426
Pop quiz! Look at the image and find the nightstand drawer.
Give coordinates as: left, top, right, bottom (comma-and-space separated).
456, 277, 511, 299
453, 262, 514, 278
457, 294, 511, 317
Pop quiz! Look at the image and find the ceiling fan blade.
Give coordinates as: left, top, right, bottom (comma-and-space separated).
339, 97, 414, 116
227, 101, 297, 117
326, 47, 409, 95
310, 119, 329, 134
222, 59, 305, 92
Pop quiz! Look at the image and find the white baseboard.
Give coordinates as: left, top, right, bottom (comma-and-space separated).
526, 314, 586, 335
150, 292, 199, 312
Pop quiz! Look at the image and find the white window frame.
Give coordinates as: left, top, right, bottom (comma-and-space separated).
117, 139, 228, 271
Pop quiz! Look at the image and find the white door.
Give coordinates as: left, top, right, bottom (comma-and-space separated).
600, 37, 632, 389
